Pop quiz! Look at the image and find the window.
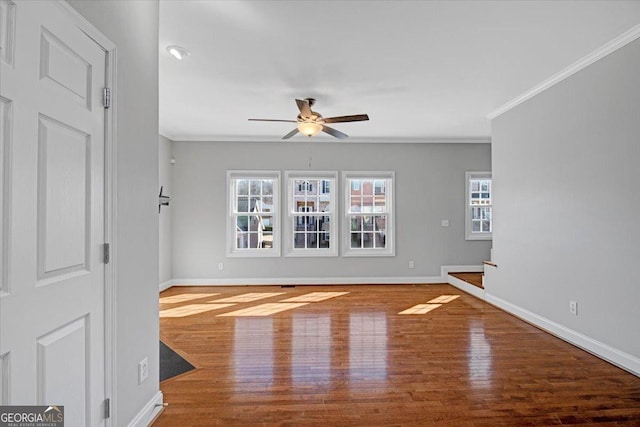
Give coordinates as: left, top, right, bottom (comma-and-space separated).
285, 171, 337, 257
465, 171, 492, 240
297, 181, 313, 192
374, 180, 385, 195
343, 171, 395, 256
321, 180, 330, 194
227, 171, 280, 256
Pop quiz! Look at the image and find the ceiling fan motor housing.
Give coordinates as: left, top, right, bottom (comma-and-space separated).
297, 112, 323, 123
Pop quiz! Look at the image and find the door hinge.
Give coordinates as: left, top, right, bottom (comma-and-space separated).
103, 87, 111, 109
103, 243, 110, 264
104, 398, 110, 419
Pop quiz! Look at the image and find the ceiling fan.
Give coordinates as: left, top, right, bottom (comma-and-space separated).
249, 98, 369, 140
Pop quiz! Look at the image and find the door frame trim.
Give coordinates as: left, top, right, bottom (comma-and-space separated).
58, 2, 117, 425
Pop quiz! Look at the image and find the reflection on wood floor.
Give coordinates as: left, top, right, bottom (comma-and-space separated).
155, 285, 640, 426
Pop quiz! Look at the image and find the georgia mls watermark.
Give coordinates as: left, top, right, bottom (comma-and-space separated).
0, 406, 64, 427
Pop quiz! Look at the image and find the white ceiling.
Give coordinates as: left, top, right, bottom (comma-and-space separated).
159, 1, 640, 143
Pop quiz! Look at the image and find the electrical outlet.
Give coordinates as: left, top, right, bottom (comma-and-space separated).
409, 260, 415, 269
569, 301, 578, 316
441, 219, 450, 227
218, 262, 224, 271
138, 357, 148, 384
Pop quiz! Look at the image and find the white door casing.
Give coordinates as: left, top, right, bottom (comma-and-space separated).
0, 1, 112, 426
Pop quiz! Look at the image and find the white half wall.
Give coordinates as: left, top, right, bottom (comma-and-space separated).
489, 38, 640, 372
170, 141, 491, 282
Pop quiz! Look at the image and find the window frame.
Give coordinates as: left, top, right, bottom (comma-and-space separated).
342, 171, 395, 257
465, 171, 493, 241
227, 170, 281, 257
285, 171, 338, 257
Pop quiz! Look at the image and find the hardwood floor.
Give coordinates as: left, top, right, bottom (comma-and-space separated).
154, 285, 640, 426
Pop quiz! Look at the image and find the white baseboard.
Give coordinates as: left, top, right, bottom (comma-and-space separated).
127, 390, 163, 427
163, 266, 485, 289
485, 293, 640, 377
169, 275, 445, 286
447, 274, 485, 300
159, 280, 172, 292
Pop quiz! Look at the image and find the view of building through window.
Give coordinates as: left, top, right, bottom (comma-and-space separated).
469, 178, 491, 233
291, 179, 332, 250
232, 177, 276, 250
347, 178, 389, 249
466, 172, 492, 240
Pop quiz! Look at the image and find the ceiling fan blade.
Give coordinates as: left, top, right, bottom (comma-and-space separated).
282, 128, 299, 139
295, 99, 313, 119
323, 114, 370, 124
248, 118, 297, 123
321, 125, 348, 140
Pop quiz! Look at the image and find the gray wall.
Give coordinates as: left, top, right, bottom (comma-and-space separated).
171, 141, 491, 282
67, 1, 160, 424
489, 39, 640, 364
159, 135, 173, 285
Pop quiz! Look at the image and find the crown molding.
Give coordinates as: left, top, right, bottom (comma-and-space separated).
163, 134, 491, 144
488, 24, 640, 120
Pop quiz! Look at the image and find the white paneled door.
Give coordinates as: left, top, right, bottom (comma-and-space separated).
0, 1, 109, 426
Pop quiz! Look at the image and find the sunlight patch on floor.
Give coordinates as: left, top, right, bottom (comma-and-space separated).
398, 303, 442, 315
160, 303, 235, 318
218, 303, 309, 317
160, 293, 220, 304
210, 292, 286, 303
398, 295, 460, 315
280, 292, 350, 302
428, 295, 460, 304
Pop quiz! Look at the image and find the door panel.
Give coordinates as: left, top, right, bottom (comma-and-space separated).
0, 96, 11, 296
37, 114, 90, 281
0, 2, 108, 426
36, 317, 88, 424
0, 0, 16, 67
39, 27, 92, 109
0, 351, 8, 404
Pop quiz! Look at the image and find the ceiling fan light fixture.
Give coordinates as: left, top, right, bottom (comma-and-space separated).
297, 121, 322, 137
249, 98, 368, 140
166, 45, 190, 60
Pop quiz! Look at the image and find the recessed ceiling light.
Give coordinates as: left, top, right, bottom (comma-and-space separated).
166, 45, 190, 60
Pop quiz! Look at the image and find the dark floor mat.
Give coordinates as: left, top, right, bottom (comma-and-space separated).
160, 341, 195, 381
